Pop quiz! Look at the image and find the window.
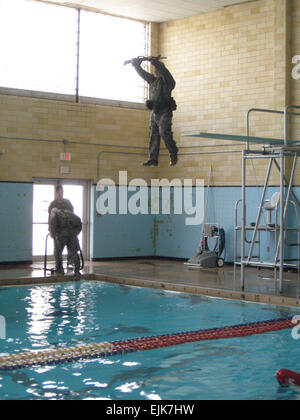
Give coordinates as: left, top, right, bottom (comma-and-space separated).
0, 0, 149, 103
79, 11, 148, 103
0, 0, 77, 94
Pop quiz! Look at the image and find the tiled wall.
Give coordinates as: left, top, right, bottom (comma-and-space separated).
292, 0, 300, 176
93, 185, 300, 263
1, 1, 297, 187
1, 1, 300, 263
0, 95, 155, 184
1, 182, 300, 264
154, 186, 290, 262
158, 0, 294, 186
0, 183, 33, 262
92, 186, 154, 259
0, 1, 297, 187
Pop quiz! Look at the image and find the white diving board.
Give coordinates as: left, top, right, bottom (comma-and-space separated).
182, 132, 300, 145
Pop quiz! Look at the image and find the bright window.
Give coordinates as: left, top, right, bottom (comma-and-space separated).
79, 11, 148, 102
0, 0, 149, 103
0, 0, 77, 94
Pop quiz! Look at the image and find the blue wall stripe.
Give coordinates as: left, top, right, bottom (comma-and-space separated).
0, 183, 33, 262
1, 183, 299, 263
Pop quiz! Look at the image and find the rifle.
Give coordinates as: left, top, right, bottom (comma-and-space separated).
123, 55, 167, 66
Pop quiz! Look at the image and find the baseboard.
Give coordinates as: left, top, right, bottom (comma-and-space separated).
92, 256, 188, 262
152, 256, 188, 262
0, 260, 33, 266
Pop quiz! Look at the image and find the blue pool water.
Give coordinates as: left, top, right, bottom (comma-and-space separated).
0, 280, 300, 400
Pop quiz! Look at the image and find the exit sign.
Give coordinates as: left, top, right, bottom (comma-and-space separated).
60, 152, 71, 161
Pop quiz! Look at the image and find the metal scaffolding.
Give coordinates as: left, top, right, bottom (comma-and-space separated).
182, 105, 300, 295
235, 105, 300, 294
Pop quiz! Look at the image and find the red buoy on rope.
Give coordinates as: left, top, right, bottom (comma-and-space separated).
275, 369, 300, 386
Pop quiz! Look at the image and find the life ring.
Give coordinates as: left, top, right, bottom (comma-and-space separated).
275, 369, 300, 386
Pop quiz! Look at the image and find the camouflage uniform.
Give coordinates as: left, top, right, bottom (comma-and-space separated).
133, 60, 178, 163
48, 208, 82, 275
48, 198, 74, 214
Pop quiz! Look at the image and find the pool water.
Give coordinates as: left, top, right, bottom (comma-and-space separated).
0, 280, 300, 400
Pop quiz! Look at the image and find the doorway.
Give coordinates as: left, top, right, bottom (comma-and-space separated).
32, 179, 91, 261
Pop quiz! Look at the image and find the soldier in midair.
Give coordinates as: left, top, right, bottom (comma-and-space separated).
131, 57, 178, 167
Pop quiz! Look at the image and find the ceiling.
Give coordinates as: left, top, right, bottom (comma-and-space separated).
41, 0, 254, 23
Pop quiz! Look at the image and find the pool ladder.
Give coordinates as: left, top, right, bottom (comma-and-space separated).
234, 197, 300, 283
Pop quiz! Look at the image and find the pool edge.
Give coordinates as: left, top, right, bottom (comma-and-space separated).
91, 274, 300, 308
1, 273, 300, 309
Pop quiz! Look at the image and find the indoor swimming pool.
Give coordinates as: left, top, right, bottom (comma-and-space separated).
0, 280, 300, 400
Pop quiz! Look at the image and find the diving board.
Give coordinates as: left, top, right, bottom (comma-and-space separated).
182, 132, 300, 145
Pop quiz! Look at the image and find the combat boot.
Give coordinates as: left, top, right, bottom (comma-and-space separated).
74, 255, 81, 280
74, 268, 81, 280
142, 159, 158, 167
170, 155, 178, 167
55, 266, 64, 276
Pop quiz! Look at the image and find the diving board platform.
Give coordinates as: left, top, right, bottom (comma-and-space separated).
182, 105, 300, 296
182, 132, 300, 146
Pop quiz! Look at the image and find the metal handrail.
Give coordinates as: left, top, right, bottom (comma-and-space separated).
246, 107, 300, 150
285, 105, 300, 145
283, 201, 300, 247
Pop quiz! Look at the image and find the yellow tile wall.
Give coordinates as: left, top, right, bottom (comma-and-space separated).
291, 0, 300, 182
0, 1, 298, 187
0, 95, 155, 184
158, 0, 293, 186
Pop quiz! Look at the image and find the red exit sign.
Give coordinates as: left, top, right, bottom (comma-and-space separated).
60, 152, 71, 161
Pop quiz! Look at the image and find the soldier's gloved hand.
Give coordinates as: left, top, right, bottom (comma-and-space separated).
149, 57, 159, 65
131, 57, 143, 67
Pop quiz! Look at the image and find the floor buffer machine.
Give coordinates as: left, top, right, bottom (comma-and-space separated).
185, 165, 226, 268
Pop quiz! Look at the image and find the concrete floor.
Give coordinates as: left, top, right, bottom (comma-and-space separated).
0, 259, 300, 304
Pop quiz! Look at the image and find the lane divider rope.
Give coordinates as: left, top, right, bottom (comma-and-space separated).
0, 318, 295, 371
